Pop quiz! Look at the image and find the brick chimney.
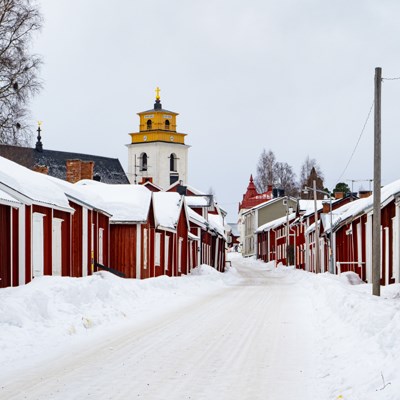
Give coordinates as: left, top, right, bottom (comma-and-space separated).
322, 201, 330, 213
334, 192, 344, 200
359, 190, 372, 199
81, 161, 94, 180
66, 160, 82, 183
33, 164, 49, 175
66, 160, 95, 183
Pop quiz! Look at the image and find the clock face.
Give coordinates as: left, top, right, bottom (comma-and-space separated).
143, 135, 147, 141
170, 136, 174, 142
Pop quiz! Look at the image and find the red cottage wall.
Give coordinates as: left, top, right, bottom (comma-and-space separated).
381, 201, 395, 285
12, 207, 19, 286
0, 205, 11, 288
71, 203, 83, 277
176, 209, 188, 275
110, 224, 137, 278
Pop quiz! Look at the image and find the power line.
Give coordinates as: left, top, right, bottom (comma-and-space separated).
336, 100, 374, 183
382, 76, 400, 80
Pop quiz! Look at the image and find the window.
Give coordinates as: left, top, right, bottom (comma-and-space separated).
165, 120, 170, 130
170, 153, 177, 172
147, 120, 152, 130
140, 153, 148, 171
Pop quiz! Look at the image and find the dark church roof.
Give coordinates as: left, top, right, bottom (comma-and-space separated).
0, 144, 129, 184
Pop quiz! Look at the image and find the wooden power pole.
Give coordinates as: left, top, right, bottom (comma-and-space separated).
373, 67, 382, 296
313, 180, 320, 274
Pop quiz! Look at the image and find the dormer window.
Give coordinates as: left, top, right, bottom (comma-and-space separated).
165, 120, 170, 130
140, 153, 148, 171
147, 120, 152, 130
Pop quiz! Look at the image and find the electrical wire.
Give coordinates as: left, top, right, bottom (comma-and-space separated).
382, 77, 400, 80
336, 100, 374, 183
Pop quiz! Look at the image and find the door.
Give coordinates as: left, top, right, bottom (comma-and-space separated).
52, 218, 63, 276
32, 213, 45, 277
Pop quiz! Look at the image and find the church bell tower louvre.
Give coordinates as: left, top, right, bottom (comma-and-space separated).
126, 87, 190, 189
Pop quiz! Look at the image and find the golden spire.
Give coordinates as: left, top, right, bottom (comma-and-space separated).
155, 86, 161, 100
38, 120, 42, 127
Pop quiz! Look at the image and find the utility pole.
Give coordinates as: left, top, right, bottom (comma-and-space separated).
373, 67, 382, 296
313, 180, 320, 274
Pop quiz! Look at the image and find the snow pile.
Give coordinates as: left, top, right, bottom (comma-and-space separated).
0, 265, 240, 379
308, 273, 400, 399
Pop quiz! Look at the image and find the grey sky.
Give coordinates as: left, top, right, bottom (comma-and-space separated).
30, 0, 400, 221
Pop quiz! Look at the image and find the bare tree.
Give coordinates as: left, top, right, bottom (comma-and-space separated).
299, 156, 324, 191
255, 149, 276, 192
0, 0, 42, 145
274, 161, 298, 197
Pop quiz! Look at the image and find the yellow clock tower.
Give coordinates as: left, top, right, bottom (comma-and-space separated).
127, 88, 190, 188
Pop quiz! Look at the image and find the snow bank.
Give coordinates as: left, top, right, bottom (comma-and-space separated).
0, 266, 240, 379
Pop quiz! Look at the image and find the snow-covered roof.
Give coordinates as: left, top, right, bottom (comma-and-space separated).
0, 188, 22, 207
187, 207, 208, 228
0, 156, 73, 212
227, 223, 240, 237
45, 175, 109, 214
165, 181, 206, 195
185, 196, 210, 207
243, 196, 297, 215
208, 213, 226, 237
188, 232, 200, 241
76, 180, 151, 223
331, 178, 400, 231
256, 213, 296, 233
300, 200, 324, 217
305, 220, 321, 234
153, 192, 183, 230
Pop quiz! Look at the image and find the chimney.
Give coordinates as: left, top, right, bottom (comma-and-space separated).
81, 161, 94, 180
272, 188, 278, 198
322, 201, 330, 213
334, 192, 344, 200
359, 190, 372, 199
267, 184, 273, 192
33, 164, 49, 175
66, 159, 82, 183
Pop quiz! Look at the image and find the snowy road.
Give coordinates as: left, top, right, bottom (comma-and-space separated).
2, 258, 330, 399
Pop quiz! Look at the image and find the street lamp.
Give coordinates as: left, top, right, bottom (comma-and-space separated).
303, 181, 334, 274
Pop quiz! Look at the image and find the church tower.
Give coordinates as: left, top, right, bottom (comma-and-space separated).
127, 88, 190, 189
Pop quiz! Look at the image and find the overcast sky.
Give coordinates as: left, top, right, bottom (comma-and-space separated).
30, 0, 400, 221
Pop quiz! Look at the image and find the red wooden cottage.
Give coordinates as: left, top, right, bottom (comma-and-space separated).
256, 213, 296, 265
152, 192, 190, 277
331, 181, 400, 285
76, 181, 153, 279
0, 156, 75, 286
0, 189, 22, 288
49, 177, 112, 277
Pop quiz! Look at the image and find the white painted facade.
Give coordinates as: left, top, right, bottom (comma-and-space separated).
127, 141, 189, 189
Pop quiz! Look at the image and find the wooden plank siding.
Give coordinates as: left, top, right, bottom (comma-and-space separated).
12, 207, 19, 286
110, 224, 137, 278
0, 204, 11, 288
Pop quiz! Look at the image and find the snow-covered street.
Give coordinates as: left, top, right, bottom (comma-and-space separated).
1, 254, 400, 400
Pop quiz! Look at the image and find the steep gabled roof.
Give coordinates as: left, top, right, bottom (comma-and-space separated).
0, 144, 129, 184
